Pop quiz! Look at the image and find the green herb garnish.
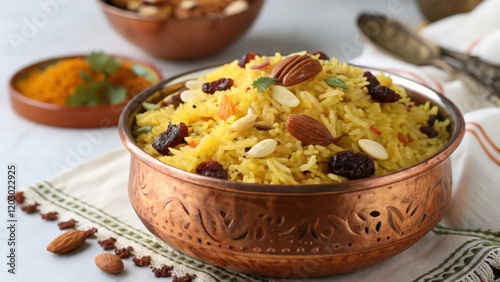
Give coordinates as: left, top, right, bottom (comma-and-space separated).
252, 77, 278, 93
142, 102, 159, 110
132, 125, 153, 137
324, 77, 349, 89
132, 64, 156, 83
66, 52, 127, 107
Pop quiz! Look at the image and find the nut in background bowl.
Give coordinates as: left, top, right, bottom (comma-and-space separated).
98, 0, 264, 60
118, 66, 464, 278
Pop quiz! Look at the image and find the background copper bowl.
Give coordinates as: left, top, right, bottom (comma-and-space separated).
119, 66, 465, 278
98, 0, 264, 60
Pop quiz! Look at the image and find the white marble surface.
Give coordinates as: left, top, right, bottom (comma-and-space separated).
0, 1, 422, 281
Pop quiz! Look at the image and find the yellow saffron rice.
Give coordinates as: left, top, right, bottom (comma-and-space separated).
134, 52, 450, 184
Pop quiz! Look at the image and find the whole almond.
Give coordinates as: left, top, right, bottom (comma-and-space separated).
286, 114, 339, 146
270, 55, 322, 86
47, 230, 87, 254
95, 253, 124, 274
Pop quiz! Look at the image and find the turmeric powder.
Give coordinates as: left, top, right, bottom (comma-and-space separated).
14, 55, 157, 106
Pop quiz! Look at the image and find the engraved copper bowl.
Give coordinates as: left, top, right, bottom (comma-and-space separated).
118, 66, 465, 278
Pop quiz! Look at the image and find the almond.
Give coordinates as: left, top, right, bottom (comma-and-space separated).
358, 139, 388, 160
270, 55, 322, 86
270, 85, 300, 107
245, 139, 278, 158
47, 230, 87, 254
286, 114, 339, 146
95, 253, 124, 274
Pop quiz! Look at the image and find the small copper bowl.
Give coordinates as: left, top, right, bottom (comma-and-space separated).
9, 54, 162, 128
119, 66, 464, 278
98, 0, 264, 60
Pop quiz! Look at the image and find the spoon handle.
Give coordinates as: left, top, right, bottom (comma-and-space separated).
432, 58, 500, 107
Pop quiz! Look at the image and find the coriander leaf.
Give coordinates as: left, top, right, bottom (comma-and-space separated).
133, 125, 153, 137
142, 102, 159, 110
67, 82, 105, 106
132, 64, 157, 83
252, 77, 277, 93
86, 52, 121, 76
105, 82, 127, 104
324, 77, 349, 89
79, 71, 91, 82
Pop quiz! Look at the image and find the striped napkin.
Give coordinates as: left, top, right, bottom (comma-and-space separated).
17, 0, 500, 281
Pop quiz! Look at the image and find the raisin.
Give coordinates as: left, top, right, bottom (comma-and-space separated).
309, 51, 329, 60
420, 126, 438, 138
363, 71, 380, 93
369, 85, 402, 103
202, 78, 234, 94
427, 114, 438, 126
238, 52, 259, 68
152, 122, 189, 155
328, 151, 375, 180
196, 160, 229, 179
161, 91, 183, 108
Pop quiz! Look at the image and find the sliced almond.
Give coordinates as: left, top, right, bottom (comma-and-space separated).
180, 89, 201, 102
358, 139, 388, 160
271, 85, 300, 107
245, 139, 278, 158
286, 114, 339, 146
230, 113, 258, 132
185, 80, 204, 90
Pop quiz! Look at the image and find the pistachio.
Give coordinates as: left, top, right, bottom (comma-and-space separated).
358, 139, 389, 160
245, 139, 278, 158
271, 85, 300, 107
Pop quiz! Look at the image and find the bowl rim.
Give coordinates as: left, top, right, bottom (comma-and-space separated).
9, 53, 162, 128
98, 0, 264, 23
119, 64, 465, 194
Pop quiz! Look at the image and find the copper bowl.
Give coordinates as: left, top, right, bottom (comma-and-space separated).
119, 66, 465, 278
98, 0, 264, 60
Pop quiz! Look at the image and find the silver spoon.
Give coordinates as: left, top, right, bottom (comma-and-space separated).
357, 13, 500, 106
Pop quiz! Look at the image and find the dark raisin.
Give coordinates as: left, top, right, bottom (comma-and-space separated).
152, 122, 189, 155
427, 114, 438, 126
238, 52, 259, 68
327, 151, 375, 180
309, 51, 329, 60
196, 160, 228, 179
369, 85, 402, 103
420, 126, 438, 138
161, 91, 182, 108
363, 71, 380, 93
202, 78, 234, 94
